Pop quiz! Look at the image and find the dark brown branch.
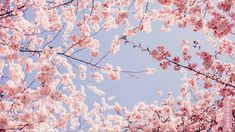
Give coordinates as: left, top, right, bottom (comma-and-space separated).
48, 0, 74, 10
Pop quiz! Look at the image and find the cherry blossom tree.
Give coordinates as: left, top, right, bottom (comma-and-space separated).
0, 0, 234, 131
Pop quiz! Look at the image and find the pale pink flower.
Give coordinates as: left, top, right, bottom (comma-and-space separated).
180, 39, 189, 53
198, 51, 213, 69
36, 8, 50, 29
91, 72, 104, 83
25, 58, 34, 73
211, 60, 225, 75
203, 79, 212, 89
217, 0, 233, 12
77, 21, 90, 37
9, 62, 23, 82
56, 117, 67, 129
0, 116, 9, 129
78, 64, 87, 72
158, 0, 171, 5
20, 112, 31, 122
108, 71, 120, 80
180, 83, 188, 97
177, 17, 187, 28
180, 39, 192, 61
33, 0, 46, 6
151, 46, 171, 61
39, 86, 52, 96
87, 38, 100, 49
114, 103, 121, 114
47, 35, 53, 41
219, 38, 234, 55
0, 44, 8, 56
116, 10, 128, 24
90, 50, 99, 58
143, 18, 152, 33
110, 35, 121, 55
102, 63, 113, 73
160, 26, 170, 32
229, 71, 235, 83
62, 6, 76, 23
206, 12, 233, 38
20, 94, 32, 107
160, 61, 170, 69
124, 28, 136, 37
37, 37, 44, 46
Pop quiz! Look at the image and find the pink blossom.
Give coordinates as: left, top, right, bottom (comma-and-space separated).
142, 18, 152, 33
229, 71, 235, 83
39, 86, 52, 96
114, 103, 121, 114
188, 63, 198, 69
160, 61, 170, 69
20, 94, 32, 107
217, 0, 233, 12
62, 6, 76, 23
20, 112, 31, 122
78, 64, 87, 72
37, 37, 44, 46
203, 79, 212, 89
157, 0, 171, 5
56, 117, 67, 129
108, 71, 120, 80
116, 10, 128, 24
173, 56, 180, 63
102, 63, 113, 73
211, 60, 225, 75
207, 12, 234, 38
0, 116, 8, 129
25, 58, 34, 73
198, 51, 213, 70
110, 35, 121, 55
151, 46, 171, 61
90, 50, 99, 58
77, 21, 90, 37
219, 38, 234, 55
91, 72, 104, 83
